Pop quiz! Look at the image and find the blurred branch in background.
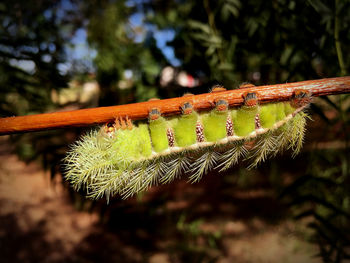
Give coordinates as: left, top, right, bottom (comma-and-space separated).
334, 0, 347, 76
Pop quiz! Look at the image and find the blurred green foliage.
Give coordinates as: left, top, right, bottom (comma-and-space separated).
1, 0, 350, 262
144, 0, 349, 85
279, 94, 350, 262
81, 0, 167, 105
0, 0, 77, 116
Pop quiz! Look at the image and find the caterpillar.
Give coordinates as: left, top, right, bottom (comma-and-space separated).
64, 86, 311, 200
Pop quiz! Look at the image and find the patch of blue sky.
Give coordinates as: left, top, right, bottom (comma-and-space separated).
129, 12, 181, 66
128, 13, 145, 43
62, 28, 96, 74
9, 59, 35, 74
59, 0, 180, 73
153, 29, 180, 66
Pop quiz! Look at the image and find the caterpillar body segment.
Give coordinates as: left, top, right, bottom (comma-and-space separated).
64, 89, 311, 200
173, 103, 198, 147
275, 103, 287, 121
149, 108, 169, 152
201, 99, 228, 142
259, 104, 277, 128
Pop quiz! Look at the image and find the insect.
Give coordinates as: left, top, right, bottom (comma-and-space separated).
64, 86, 311, 200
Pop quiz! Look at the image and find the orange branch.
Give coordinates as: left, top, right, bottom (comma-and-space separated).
1, 76, 350, 135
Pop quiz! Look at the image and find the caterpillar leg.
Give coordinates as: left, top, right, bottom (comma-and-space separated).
189, 147, 220, 183
247, 131, 278, 169
160, 152, 191, 184
218, 140, 248, 172
121, 156, 172, 199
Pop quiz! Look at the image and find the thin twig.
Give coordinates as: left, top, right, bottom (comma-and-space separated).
0, 76, 350, 135
334, 0, 347, 76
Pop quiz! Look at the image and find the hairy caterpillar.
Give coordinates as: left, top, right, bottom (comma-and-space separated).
64, 87, 311, 200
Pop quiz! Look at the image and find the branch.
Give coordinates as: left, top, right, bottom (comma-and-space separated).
1, 76, 350, 135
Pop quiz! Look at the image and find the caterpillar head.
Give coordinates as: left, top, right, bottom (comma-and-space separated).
102, 122, 116, 138
97, 123, 116, 146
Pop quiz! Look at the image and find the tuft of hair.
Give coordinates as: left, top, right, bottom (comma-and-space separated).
239, 83, 255, 89
242, 92, 258, 107
210, 84, 226, 93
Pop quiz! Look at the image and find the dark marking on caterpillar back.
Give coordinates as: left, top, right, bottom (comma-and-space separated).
196, 121, 205, 142
255, 114, 261, 129
167, 128, 175, 147
226, 116, 233, 137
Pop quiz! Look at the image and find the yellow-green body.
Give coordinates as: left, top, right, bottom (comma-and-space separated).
276, 103, 286, 121
149, 116, 168, 152
201, 110, 228, 141
284, 102, 295, 115
259, 104, 277, 128
172, 112, 198, 147
231, 106, 258, 136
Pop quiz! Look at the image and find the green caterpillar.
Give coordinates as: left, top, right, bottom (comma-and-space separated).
64, 88, 311, 200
